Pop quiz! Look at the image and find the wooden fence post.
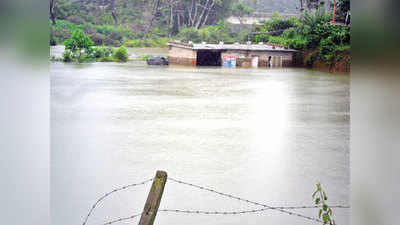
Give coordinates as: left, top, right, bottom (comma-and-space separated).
138, 170, 168, 225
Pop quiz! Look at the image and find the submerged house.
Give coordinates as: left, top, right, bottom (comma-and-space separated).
168, 41, 298, 68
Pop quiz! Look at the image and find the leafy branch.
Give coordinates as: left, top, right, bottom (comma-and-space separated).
312, 183, 336, 225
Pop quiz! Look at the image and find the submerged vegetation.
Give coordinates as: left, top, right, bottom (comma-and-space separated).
54, 29, 129, 63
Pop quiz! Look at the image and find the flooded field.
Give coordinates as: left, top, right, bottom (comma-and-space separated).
51, 47, 349, 225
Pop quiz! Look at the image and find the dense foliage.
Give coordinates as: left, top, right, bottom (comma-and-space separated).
50, 0, 240, 45
57, 29, 130, 63
252, 9, 350, 65
49, 0, 308, 47
177, 20, 245, 43
50, 0, 350, 68
50, 19, 136, 46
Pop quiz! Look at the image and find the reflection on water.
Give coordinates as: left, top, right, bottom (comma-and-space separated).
51, 49, 349, 225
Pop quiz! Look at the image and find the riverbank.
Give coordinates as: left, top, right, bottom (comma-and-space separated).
50, 45, 349, 75
303, 50, 350, 74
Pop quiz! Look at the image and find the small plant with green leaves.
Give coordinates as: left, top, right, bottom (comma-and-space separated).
312, 183, 336, 225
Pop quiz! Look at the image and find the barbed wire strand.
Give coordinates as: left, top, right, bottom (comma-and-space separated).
164, 205, 350, 214
99, 204, 350, 225
83, 177, 350, 225
159, 205, 349, 215
159, 208, 289, 215
101, 212, 143, 225
82, 178, 153, 225
168, 177, 349, 223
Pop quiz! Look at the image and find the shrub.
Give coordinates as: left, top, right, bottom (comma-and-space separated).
267, 13, 298, 32
92, 47, 104, 58
253, 13, 298, 39
268, 36, 287, 45
89, 32, 107, 46
66, 15, 85, 25
125, 39, 143, 47
99, 56, 116, 62
251, 10, 350, 65
91, 46, 114, 59
286, 37, 307, 50
199, 26, 226, 43
114, 45, 129, 62
124, 38, 169, 48
238, 29, 249, 42
50, 20, 135, 47
177, 27, 201, 43
318, 37, 336, 64
305, 52, 317, 67
176, 22, 235, 44
62, 50, 72, 62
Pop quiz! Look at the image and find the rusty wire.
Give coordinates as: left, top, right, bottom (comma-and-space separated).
82, 178, 153, 225
82, 177, 350, 225
168, 177, 350, 223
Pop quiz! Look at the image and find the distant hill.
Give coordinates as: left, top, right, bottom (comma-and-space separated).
242, 0, 301, 14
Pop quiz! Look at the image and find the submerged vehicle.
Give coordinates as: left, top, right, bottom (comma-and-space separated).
147, 56, 169, 65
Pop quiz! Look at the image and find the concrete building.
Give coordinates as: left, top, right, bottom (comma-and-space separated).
168, 41, 298, 68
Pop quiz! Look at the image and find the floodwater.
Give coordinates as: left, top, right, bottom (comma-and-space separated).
51, 47, 349, 225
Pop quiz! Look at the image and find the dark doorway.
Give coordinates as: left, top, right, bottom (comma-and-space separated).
196, 51, 221, 66
267, 56, 272, 67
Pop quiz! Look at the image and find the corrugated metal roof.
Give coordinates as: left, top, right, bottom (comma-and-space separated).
168, 41, 297, 52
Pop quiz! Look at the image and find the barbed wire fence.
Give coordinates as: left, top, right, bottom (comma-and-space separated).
82, 178, 154, 225
83, 176, 350, 225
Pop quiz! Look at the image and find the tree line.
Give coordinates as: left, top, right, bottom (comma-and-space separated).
50, 0, 238, 36
49, 0, 350, 47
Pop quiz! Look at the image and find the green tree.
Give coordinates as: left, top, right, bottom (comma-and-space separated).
252, 13, 298, 43
232, 2, 253, 25
64, 29, 94, 57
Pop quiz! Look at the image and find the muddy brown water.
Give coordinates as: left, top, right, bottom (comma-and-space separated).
51, 47, 349, 225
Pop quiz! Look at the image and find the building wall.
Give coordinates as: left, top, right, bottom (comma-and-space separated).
221, 50, 294, 68
167, 46, 295, 67
168, 46, 197, 66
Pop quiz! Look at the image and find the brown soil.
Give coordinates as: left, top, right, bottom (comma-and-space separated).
303, 50, 350, 74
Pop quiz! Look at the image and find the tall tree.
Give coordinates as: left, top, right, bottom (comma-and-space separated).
50, 0, 56, 25
299, 0, 304, 11
110, 0, 118, 24
232, 2, 253, 25
146, 0, 162, 34
333, 0, 350, 23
